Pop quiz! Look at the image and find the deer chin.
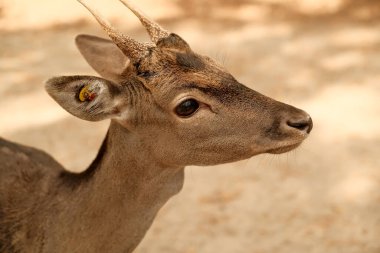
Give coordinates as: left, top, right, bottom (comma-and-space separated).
266, 142, 302, 154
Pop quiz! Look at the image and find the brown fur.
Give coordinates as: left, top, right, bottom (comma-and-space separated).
0, 1, 312, 252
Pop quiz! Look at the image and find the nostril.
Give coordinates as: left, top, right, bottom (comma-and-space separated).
287, 116, 313, 134
287, 120, 308, 131
307, 117, 313, 133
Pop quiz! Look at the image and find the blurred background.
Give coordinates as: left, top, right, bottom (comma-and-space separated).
1, 0, 379, 252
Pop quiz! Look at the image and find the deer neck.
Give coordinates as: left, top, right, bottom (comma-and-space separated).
89, 120, 185, 200
51, 120, 184, 252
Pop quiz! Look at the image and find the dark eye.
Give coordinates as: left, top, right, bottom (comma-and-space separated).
175, 99, 200, 117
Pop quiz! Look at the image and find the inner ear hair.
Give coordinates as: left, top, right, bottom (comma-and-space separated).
45, 75, 124, 122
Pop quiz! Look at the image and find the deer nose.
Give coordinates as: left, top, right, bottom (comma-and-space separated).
286, 115, 313, 134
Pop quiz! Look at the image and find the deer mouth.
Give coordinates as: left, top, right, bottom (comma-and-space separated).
267, 142, 302, 154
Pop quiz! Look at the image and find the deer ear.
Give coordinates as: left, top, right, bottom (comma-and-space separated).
75, 34, 130, 82
45, 76, 123, 121
156, 33, 191, 52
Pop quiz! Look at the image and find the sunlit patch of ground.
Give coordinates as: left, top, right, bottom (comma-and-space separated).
0, 0, 379, 252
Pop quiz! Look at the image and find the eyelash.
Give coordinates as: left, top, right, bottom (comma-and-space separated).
137, 71, 155, 78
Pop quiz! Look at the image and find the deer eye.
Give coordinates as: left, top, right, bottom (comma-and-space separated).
175, 99, 200, 117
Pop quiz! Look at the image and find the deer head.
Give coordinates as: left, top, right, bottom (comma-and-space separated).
45, 0, 312, 167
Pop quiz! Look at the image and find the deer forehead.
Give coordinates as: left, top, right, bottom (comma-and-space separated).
138, 46, 225, 74
136, 49, 234, 94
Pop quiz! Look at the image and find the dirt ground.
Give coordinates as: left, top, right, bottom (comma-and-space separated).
1, 0, 380, 252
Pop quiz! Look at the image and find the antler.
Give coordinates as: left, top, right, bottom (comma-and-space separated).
118, 0, 170, 43
78, 0, 148, 61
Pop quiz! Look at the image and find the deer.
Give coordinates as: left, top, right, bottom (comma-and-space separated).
0, 0, 313, 252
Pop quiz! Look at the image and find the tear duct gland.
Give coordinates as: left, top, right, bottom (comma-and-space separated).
0, 0, 312, 252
